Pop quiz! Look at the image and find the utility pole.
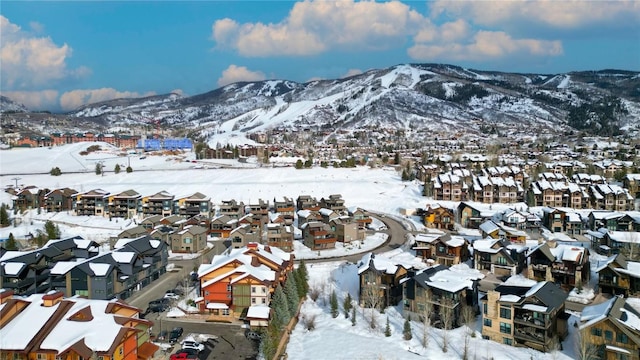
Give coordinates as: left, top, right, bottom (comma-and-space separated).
11, 177, 21, 188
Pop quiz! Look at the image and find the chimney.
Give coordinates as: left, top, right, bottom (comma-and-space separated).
42, 290, 64, 307
247, 242, 258, 250
0, 289, 15, 304
264, 245, 272, 253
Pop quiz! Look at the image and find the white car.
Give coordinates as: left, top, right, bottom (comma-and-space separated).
181, 340, 205, 352
164, 292, 179, 300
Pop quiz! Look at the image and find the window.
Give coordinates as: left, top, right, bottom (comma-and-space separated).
261, 298, 266, 304
590, 327, 602, 336
227, 285, 232, 292
605, 330, 613, 341
252, 287, 256, 293
222, 309, 230, 316
484, 318, 492, 327
251, 298, 256, 304
503, 338, 512, 345
616, 332, 628, 344
482, 335, 489, 340
500, 307, 511, 319
497, 257, 508, 266
483, 303, 488, 315
500, 322, 511, 334
615, 354, 629, 360
119, 346, 123, 356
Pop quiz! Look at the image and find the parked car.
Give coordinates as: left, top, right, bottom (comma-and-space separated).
170, 352, 197, 360
181, 340, 205, 352
169, 327, 184, 343
167, 288, 184, 296
164, 292, 180, 300
245, 331, 262, 341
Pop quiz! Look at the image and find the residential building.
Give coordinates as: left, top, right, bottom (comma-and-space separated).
210, 215, 238, 238
107, 189, 141, 219
402, 263, 484, 327
423, 204, 454, 231
0, 290, 158, 360
526, 242, 590, 289
140, 190, 175, 217
273, 197, 295, 223
218, 199, 244, 219
330, 217, 362, 243
176, 192, 212, 218
472, 238, 527, 277
596, 254, 640, 297
296, 195, 319, 211
12, 186, 48, 211
357, 253, 411, 308
579, 296, 640, 360
74, 189, 109, 216
432, 173, 467, 202
301, 221, 336, 250
319, 194, 346, 214
481, 282, 569, 352
349, 208, 372, 230
43, 187, 77, 213
228, 224, 260, 249
169, 224, 208, 253
265, 222, 294, 252
197, 243, 293, 321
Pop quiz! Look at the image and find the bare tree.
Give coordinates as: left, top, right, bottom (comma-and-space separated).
461, 303, 476, 360
576, 327, 599, 360
439, 298, 454, 353
421, 289, 434, 348
361, 283, 383, 329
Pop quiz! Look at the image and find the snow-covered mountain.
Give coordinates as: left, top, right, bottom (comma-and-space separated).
0, 95, 28, 113
4, 64, 640, 140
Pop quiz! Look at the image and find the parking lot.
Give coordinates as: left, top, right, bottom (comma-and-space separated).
145, 312, 259, 360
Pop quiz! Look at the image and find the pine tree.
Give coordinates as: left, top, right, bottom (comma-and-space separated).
384, 316, 391, 337
114, 164, 121, 174
5, 232, 17, 250
403, 317, 412, 340
330, 290, 339, 318
343, 293, 352, 318
295, 260, 309, 299
260, 321, 280, 360
95, 162, 102, 175
44, 220, 60, 240
284, 274, 299, 317
351, 306, 356, 326
271, 284, 291, 330
0, 204, 10, 227
126, 166, 133, 173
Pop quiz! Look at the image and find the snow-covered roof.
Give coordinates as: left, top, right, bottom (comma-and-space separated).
423, 263, 484, 293
246, 304, 271, 320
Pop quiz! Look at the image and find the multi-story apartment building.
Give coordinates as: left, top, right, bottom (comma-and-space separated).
140, 190, 175, 217
43, 187, 77, 213
74, 188, 110, 216
107, 189, 141, 219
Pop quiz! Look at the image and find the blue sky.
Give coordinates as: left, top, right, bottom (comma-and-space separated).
1, 0, 639, 112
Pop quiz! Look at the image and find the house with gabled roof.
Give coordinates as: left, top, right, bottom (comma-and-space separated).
12, 186, 48, 211
319, 194, 346, 214
140, 190, 175, 217
273, 197, 295, 223
349, 207, 372, 230
301, 221, 336, 250
472, 238, 527, 277
526, 242, 590, 289
228, 224, 260, 249
296, 195, 319, 211
481, 282, 569, 352
73, 188, 109, 216
423, 204, 455, 231
140, 214, 163, 231
357, 252, 412, 308
596, 253, 640, 297
43, 187, 77, 213
197, 242, 293, 320
210, 214, 238, 238
169, 224, 207, 253
458, 202, 494, 229
265, 222, 293, 252
402, 263, 484, 327
0, 290, 157, 360
219, 199, 244, 219
176, 192, 212, 217
579, 296, 640, 360
296, 209, 322, 228
106, 189, 141, 219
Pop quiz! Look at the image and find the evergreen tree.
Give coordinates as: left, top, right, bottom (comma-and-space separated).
271, 284, 291, 330
394, 152, 400, 165
5, 232, 17, 250
295, 260, 309, 298
260, 321, 280, 360
403, 317, 413, 340
284, 274, 299, 317
351, 306, 356, 326
126, 166, 133, 173
0, 204, 10, 227
95, 162, 103, 175
385, 316, 391, 337
343, 293, 352, 318
44, 220, 60, 239
114, 164, 121, 174
295, 159, 303, 169
330, 290, 339, 318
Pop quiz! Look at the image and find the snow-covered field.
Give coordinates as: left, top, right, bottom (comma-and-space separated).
0, 143, 593, 359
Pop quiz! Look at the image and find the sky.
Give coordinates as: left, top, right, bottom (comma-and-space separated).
1, 0, 639, 113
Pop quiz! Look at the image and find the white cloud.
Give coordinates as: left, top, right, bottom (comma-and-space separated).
408, 30, 563, 61
217, 65, 266, 87
0, 16, 89, 90
1, 90, 58, 111
430, 0, 640, 29
59, 88, 155, 111
212, 0, 426, 56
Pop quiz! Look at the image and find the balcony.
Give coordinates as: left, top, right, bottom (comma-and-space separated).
514, 314, 548, 329
514, 327, 548, 345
